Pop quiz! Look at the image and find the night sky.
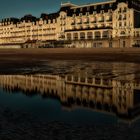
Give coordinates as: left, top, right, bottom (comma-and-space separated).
0, 0, 107, 19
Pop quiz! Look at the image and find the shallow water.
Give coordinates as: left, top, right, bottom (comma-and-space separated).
0, 61, 140, 139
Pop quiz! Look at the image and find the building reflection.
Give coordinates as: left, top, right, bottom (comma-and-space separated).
0, 74, 140, 122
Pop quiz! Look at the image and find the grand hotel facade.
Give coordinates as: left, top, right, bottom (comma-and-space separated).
0, 0, 140, 48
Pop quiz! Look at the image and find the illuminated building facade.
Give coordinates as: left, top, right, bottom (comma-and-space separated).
0, 0, 140, 48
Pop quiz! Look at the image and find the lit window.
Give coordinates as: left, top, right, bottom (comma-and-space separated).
109, 4, 112, 8
101, 5, 104, 9
86, 12, 89, 16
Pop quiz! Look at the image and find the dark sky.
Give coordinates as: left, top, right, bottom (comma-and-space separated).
0, 0, 107, 19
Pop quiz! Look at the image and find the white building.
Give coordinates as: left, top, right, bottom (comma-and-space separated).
0, 0, 140, 48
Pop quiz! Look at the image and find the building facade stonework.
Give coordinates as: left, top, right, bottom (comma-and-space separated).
0, 0, 140, 48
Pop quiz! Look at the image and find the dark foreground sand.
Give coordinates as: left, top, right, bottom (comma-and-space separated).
0, 48, 140, 73
0, 48, 140, 139
0, 48, 140, 62
0, 107, 140, 140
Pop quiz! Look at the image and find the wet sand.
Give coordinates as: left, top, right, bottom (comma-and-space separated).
0, 48, 140, 69
0, 48, 140, 74
0, 107, 140, 140
0, 48, 140, 139
0, 48, 140, 62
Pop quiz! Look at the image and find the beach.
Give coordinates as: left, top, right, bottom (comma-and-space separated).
0, 48, 140, 62
0, 48, 140, 74
0, 48, 140, 140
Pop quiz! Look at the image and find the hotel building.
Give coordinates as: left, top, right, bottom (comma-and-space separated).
0, 0, 140, 48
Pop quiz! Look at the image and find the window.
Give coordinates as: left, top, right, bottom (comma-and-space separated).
80, 32, 85, 39
101, 10, 104, 14
101, 5, 104, 9
120, 31, 125, 35
103, 31, 109, 38
109, 4, 113, 8
73, 14, 76, 17
93, 11, 97, 14
123, 7, 127, 12
73, 33, 78, 40
94, 6, 97, 10
108, 9, 112, 13
118, 8, 121, 13
86, 12, 89, 16
79, 13, 82, 17
118, 15, 122, 20
87, 32, 93, 39
124, 22, 126, 27
67, 33, 72, 40
119, 22, 122, 27
123, 14, 126, 20
123, 41, 126, 47
95, 31, 101, 39
87, 7, 90, 11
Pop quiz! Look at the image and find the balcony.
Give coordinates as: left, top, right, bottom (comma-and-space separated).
97, 24, 104, 28
105, 15, 112, 21
98, 16, 104, 22
76, 18, 82, 24
90, 18, 96, 23
89, 24, 95, 28
83, 24, 89, 29
83, 18, 89, 24
76, 25, 82, 29
71, 22, 76, 25
77, 22, 82, 25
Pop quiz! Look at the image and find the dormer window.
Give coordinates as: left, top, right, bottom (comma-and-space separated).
93, 11, 97, 14
123, 7, 127, 12
87, 6, 90, 11
101, 10, 104, 14
118, 15, 122, 20
109, 4, 112, 8
86, 12, 89, 16
73, 14, 76, 17
118, 8, 121, 13
94, 6, 97, 10
101, 5, 104, 9
108, 9, 112, 13
79, 13, 82, 17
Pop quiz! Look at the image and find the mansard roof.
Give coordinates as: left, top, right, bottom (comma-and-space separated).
1, 0, 140, 24
60, 0, 140, 16
20, 14, 37, 22
1, 17, 19, 24
40, 12, 59, 21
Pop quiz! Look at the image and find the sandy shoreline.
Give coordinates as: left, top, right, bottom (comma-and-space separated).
0, 48, 140, 72
0, 48, 140, 62
0, 48, 140, 139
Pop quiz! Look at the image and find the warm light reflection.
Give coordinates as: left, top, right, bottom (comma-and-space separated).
0, 74, 140, 121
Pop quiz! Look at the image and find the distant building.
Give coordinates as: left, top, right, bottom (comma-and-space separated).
0, 0, 140, 48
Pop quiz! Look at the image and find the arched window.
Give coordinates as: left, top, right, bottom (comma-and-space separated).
87, 32, 93, 39
123, 7, 127, 12
102, 31, 109, 38
120, 31, 125, 35
67, 33, 72, 40
118, 14, 122, 20
95, 31, 101, 39
73, 33, 78, 40
80, 32, 85, 39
